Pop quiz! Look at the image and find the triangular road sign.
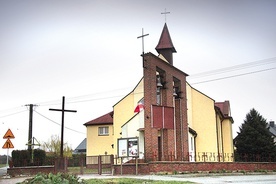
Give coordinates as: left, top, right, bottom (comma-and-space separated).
2, 138, 14, 149
3, 129, 15, 139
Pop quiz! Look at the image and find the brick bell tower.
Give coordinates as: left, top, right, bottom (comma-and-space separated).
143, 23, 189, 162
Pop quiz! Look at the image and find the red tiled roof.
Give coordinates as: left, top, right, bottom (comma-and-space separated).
84, 111, 113, 126
215, 101, 230, 117
155, 23, 176, 52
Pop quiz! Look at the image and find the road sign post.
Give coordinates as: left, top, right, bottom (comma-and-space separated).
2, 129, 15, 167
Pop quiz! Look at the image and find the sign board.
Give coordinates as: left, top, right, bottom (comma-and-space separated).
3, 129, 15, 139
117, 137, 139, 158
118, 139, 128, 157
2, 138, 14, 149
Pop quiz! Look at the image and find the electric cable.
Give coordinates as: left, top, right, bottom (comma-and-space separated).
1, 57, 275, 111
189, 57, 276, 79
0, 110, 27, 119
33, 110, 85, 135
190, 67, 276, 85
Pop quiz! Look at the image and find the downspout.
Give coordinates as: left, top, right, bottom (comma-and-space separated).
173, 98, 177, 160
215, 107, 225, 162
194, 134, 197, 162
180, 98, 184, 160
221, 119, 224, 162
162, 106, 164, 160
215, 111, 220, 162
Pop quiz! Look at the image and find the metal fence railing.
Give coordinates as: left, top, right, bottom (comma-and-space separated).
151, 151, 276, 162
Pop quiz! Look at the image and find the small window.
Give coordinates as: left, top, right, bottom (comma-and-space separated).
99, 127, 109, 136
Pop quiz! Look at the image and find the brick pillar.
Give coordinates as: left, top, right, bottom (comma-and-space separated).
162, 129, 168, 160
143, 54, 158, 162
167, 129, 175, 161
174, 98, 182, 160
180, 80, 189, 161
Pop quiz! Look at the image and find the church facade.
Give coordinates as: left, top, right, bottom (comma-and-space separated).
84, 23, 234, 163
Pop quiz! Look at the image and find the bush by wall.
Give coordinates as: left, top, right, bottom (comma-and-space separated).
11, 149, 46, 167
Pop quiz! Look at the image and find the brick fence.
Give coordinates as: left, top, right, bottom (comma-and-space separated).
7, 166, 55, 176
113, 161, 276, 175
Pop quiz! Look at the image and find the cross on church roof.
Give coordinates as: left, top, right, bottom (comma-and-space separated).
137, 28, 149, 67
161, 8, 170, 22
137, 28, 149, 56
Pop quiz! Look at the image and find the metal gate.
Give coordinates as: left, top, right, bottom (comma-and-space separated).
86, 155, 114, 175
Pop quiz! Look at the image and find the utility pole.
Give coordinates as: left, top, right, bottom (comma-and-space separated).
25, 104, 37, 151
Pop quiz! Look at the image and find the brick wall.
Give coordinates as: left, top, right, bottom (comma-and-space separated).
7, 166, 55, 176
113, 162, 276, 175
143, 53, 189, 162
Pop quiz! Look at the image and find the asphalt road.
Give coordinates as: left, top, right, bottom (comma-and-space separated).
0, 167, 7, 177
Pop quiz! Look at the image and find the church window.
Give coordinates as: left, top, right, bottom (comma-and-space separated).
156, 74, 163, 105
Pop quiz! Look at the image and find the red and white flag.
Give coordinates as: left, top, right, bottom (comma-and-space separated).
134, 103, 144, 113
134, 100, 144, 113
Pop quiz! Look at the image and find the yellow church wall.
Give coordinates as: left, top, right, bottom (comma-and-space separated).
86, 124, 113, 156
190, 88, 218, 156
121, 111, 145, 159
133, 79, 144, 106
222, 119, 234, 161
86, 78, 233, 162
113, 79, 144, 157
216, 114, 223, 154
122, 114, 140, 138
186, 83, 193, 127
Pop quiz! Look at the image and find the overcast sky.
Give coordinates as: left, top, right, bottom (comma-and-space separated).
1, 0, 276, 155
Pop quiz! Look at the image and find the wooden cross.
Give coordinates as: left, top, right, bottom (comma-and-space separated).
49, 96, 77, 157
161, 8, 170, 22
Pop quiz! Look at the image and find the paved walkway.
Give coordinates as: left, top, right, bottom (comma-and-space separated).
1, 166, 276, 184
78, 173, 276, 183
1, 172, 276, 184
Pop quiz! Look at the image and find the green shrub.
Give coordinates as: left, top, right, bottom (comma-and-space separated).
12, 150, 30, 167
12, 149, 46, 167
33, 149, 46, 166
21, 172, 87, 184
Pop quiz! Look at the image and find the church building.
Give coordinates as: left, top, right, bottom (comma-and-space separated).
84, 23, 234, 163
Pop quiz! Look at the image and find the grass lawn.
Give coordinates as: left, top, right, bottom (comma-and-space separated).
68, 166, 97, 174
0, 164, 7, 168
85, 178, 194, 184
68, 166, 111, 175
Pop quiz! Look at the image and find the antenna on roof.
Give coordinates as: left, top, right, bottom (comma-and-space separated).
161, 8, 170, 23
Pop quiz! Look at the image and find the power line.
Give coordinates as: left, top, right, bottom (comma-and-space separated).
1, 57, 275, 112
37, 87, 132, 106
0, 110, 27, 119
33, 110, 85, 135
0, 106, 25, 114
190, 67, 276, 85
66, 94, 125, 104
189, 57, 276, 79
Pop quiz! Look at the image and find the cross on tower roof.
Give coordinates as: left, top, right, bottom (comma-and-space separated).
137, 28, 149, 67
137, 28, 149, 56
161, 8, 170, 22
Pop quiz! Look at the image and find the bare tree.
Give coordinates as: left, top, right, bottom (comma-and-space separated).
41, 135, 73, 157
